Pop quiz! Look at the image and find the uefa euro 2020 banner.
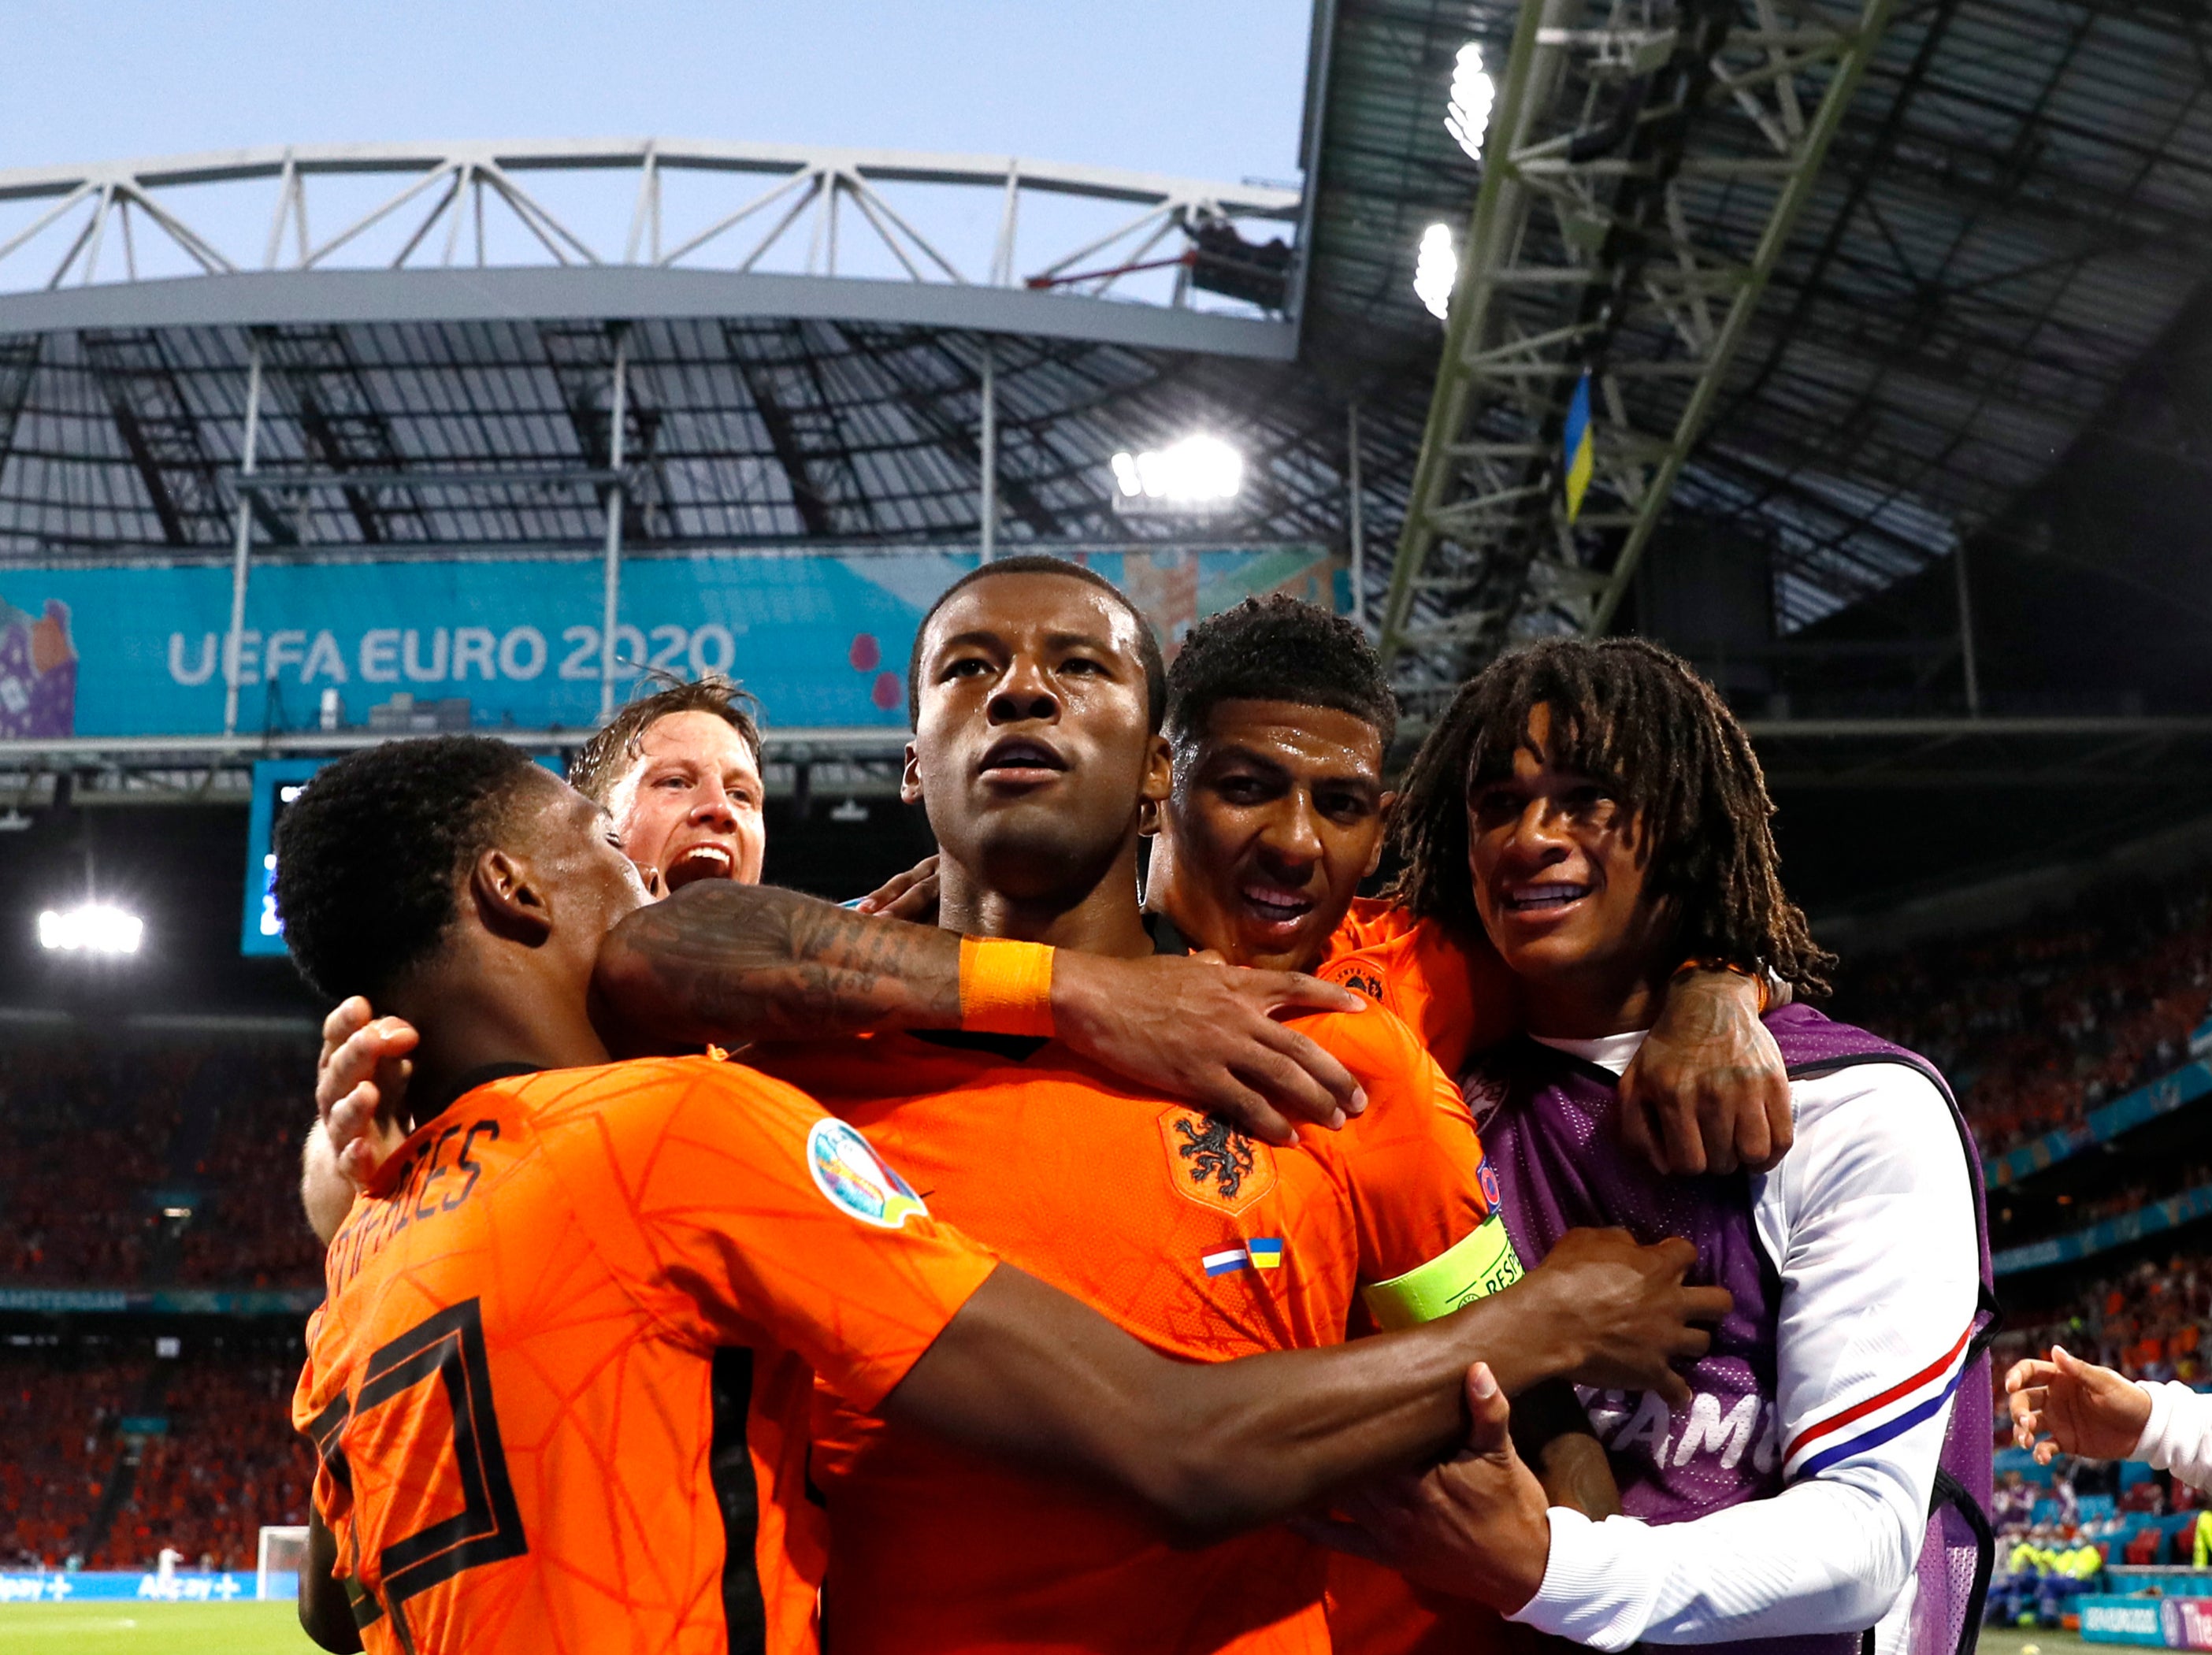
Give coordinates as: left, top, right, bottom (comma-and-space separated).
0, 545, 1342, 740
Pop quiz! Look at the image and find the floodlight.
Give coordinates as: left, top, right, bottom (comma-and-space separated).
1108, 435, 1245, 514
1446, 43, 1496, 161
1415, 223, 1458, 321
37, 904, 144, 956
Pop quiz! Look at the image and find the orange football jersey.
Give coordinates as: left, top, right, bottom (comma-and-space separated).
293, 1056, 997, 1655
755, 1000, 1494, 1655
1319, 901, 1530, 1655
1319, 898, 1522, 1082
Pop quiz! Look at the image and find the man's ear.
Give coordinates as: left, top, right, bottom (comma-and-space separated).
1140, 733, 1173, 806
469, 848, 554, 946
900, 740, 924, 807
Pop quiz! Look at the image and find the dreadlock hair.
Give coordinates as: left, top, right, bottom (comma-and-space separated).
273, 735, 547, 1002
1386, 636, 1832, 996
1164, 595, 1397, 753
906, 554, 1167, 731
569, 672, 763, 805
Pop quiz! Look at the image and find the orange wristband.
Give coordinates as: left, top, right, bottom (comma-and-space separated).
959, 937, 1057, 1037
1674, 956, 1771, 1015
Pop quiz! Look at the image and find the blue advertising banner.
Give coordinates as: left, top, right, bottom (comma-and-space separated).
1994, 1180, 2212, 1277
0, 545, 1339, 740
2080, 1596, 2171, 1646
0, 1570, 290, 1604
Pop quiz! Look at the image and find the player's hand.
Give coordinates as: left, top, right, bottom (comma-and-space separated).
1052, 951, 1368, 1146
1518, 1229, 1730, 1408
852, 855, 940, 922
317, 996, 417, 1189
2008, 1345, 2151, 1465
1294, 1363, 1551, 1610
1621, 968, 1791, 1176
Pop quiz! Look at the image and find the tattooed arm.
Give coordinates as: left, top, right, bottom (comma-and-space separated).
591, 879, 1370, 1141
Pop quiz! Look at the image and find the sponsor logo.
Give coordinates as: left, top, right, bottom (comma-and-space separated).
1159, 1107, 1278, 1215
2084, 1601, 2162, 1638
2165, 1599, 2212, 1649
805, 1118, 929, 1230
1327, 964, 1386, 1003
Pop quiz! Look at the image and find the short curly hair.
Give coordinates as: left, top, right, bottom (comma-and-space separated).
273, 736, 547, 1001
1165, 595, 1396, 751
569, 673, 762, 805
906, 555, 1167, 731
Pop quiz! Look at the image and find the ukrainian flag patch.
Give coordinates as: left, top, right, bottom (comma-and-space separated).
1204, 1239, 1285, 1276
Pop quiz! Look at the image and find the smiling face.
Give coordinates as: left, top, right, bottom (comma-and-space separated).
1155, 698, 1389, 972
1465, 704, 1677, 1027
602, 708, 766, 892
904, 570, 1168, 907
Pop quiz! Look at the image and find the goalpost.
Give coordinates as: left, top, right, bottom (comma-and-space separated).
256, 1525, 308, 1601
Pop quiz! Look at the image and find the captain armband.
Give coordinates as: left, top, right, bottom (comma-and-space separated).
958, 936, 1057, 1037
1360, 1212, 1527, 1331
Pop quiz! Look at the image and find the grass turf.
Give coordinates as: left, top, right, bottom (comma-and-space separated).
1980, 1627, 2097, 1655
0, 1601, 315, 1652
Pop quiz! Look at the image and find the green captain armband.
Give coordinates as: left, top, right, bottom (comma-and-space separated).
1360, 1212, 1526, 1331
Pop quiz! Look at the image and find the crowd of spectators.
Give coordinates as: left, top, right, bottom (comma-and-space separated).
1836, 864, 2212, 1157
1996, 1250, 2212, 1401
0, 1342, 310, 1575
0, 1349, 141, 1571
92, 1355, 314, 1572
171, 1044, 326, 1289
0, 1030, 321, 1290
0, 1040, 184, 1282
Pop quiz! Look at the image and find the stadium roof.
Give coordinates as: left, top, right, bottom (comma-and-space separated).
7, 17, 2212, 902
1299, 0, 2212, 691
0, 141, 1348, 562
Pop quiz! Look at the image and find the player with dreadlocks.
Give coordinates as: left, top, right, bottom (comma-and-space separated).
1316, 644, 1793, 1179
1306, 637, 1998, 1655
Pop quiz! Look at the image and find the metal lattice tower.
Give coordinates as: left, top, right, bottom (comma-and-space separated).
1379, 0, 1895, 703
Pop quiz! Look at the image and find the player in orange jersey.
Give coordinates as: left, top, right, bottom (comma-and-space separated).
1132, 596, 1616, 1653
599, 557, 1699, 1655
304, 669, 1371, 1235
278, 735, 1722, 1655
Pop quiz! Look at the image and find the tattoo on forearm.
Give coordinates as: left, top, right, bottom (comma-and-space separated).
606, 884, 962, 1043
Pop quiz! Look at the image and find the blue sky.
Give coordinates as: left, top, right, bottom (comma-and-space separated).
2, 2, 1313, 182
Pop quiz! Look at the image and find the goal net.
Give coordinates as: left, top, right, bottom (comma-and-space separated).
256, 1525, 309, 1601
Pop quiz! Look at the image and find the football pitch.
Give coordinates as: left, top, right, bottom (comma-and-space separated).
0, 1601, 314, 1652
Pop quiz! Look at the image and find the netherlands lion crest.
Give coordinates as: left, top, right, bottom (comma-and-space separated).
1157, 1106, 1278, 1215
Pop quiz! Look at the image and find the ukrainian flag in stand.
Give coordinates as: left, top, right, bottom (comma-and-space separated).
1562, 369, 1595, 524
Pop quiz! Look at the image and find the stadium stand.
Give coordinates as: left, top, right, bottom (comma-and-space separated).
91, 1351, 314, 1572
0, 1028, 321, 1290
0, 1346, 139, 1570
1834, 861, 2212, 1158
0, 1337, 310, 1573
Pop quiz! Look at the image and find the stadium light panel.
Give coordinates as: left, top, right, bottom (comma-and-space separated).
1108, 435, 1244, 513
37, 903, 144, 956
1446, 43, 1495, 162
1414, 223, 1458, 321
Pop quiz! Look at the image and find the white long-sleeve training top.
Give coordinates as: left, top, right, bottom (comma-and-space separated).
2134, 1379, 2212, 1489
1503, 1029, 1982, 1653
